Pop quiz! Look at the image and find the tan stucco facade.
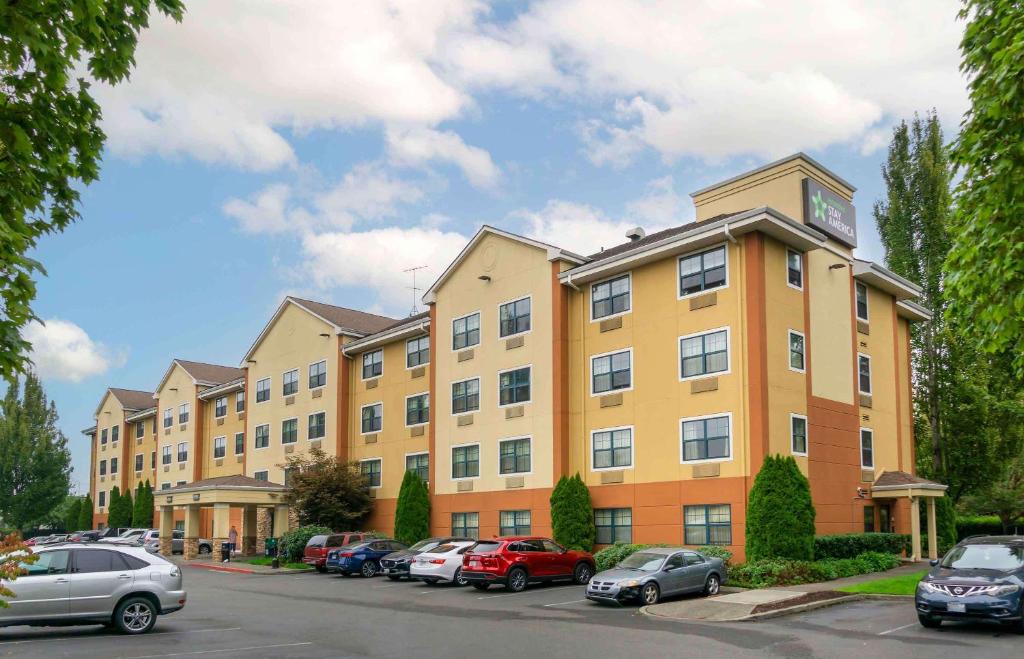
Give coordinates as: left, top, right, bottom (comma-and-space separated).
154, 364, 202, 491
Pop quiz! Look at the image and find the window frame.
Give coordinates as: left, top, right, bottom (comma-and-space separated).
594, 507, 633, 545
281, 417, 298, 445
178, 402, 189, 425
405, 451, 429, 483
497, 295, 532, 339
254, 423, 270, 450
590, 347, 634, 396
405, 336, 430, 369
99, 459, 107, 476
214, 396, 227, 419
677, 243, 729, 300
790, 413, 808, 456
683, 504, 732, 546
361, 350, 383, 381
498, 436, 532, 476
255, 377, 271, 404
359, 458, 382, 489
590, 425, 634, 472
786, 248, 804, 291
161, 445, 171, 465
498, 510, 532, 536
450, 377, 481, 416
308, 359, 327, 390
101, 428, 108, 444
253, 470, 269, 482
135, 421, 145, 439
451, 512, 479, 539
282, 368, 299, 396
235, 390, 245, 413
110, 457, 118, 474
134, 453, 143, 473
307, 411, 326, 441
163, 408, 173, 428
111, 425, 119, 443
497, 365, 532, 407
450, 442, 481, 480
855, 281, 869, 322
234, 432, 245, 456
590, 272, 632, 322
860, 427, 874, 469
176, 441, 188, 463
679, 412, 733, 464
788, 329, 806, 374
360, 402, 383, 435
404, 392, 430, 428
213, 436, 226, 459
858, 353, 872, 395
678, 326, 731, 381
451, 311, 481, 352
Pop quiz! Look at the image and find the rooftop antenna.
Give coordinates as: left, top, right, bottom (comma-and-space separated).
404, 265, 428, 316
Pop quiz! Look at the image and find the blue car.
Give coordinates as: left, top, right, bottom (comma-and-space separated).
326, 539, 408, 577
916, 535, 1024, 630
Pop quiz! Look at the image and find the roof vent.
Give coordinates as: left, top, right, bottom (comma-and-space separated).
625, 227, 646, 242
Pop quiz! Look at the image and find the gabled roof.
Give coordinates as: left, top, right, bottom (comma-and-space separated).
422, 225, 587, 304
154, 359, 245, 396
342, 311, 431, 355
197, 377, 245, 401
167, 474, 285, 491
241, 296, 399, 364
873, 471, 947, 490
109, 388, 156, 411
124, 407, 157, 423
586, 213, 741, 264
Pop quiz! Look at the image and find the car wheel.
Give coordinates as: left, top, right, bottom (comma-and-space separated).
387, 575, 401, 581
703, 574, 721, 596
114, 597, 157, 635
918, 614, 941, 629
573, 562, 593, 585
641, 582, 660, 605
198, 545, 211, 555
361, 561, 378, 578
316, 565, 327, 574
507, 567, 528, 593
472, 583, 490, 591
454, 568, 468, 587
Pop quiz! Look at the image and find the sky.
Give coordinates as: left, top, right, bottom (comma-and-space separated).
24, 1, 969, 493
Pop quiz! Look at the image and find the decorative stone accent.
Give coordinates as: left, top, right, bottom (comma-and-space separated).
690, 377, 719, 394
312, 389, 323, 399
159, 537, 172, 556
211, 537, 228, 558
689, 292, 717, 310
692, 463, 721, 478
285, 396, 295, 405
410, 426, 425, 437
411, 367, 425, 379
861, 469, 875, 483
457, 480, 474, 492
256, 508, 272, 548
857, 319, 870, 335
600, 470, 624, 484
504, 405, 524, 419
364, 434, 378, 444
183, 538, 199, 560
505, 335, 525, 350
599, 393, 623, 408
599, 316, 623, 333
859, 394, 873, 408
457, 349, 474, 363
366, 379, 379, 390
457, 415, 474, 427
504, 476, 525, 489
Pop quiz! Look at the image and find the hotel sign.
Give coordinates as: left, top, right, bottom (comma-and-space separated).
802, 178, 857, 247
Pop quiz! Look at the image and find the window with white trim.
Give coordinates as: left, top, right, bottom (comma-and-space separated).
135, 421, 145, 439
234, 432, 244, 455
101, 428, 108, 444
111, 426, 119, 443
592, 350, 631, 394
684, 504, 731, 545
855, 281, 869, 322
789, 331, 805, 372
452, 512, 478, 539
256, 378, 271, 403
360, 459, 382, 488
499, 510, 531, 535
281, 418, 298, 444
213, 436, 226, 459
135, 454, 143, 472
858, 354, 872, 394
452, 445, 479, 479
110, 457, 118, 474
787, 249, 803, 289
308, 360, 327, 389
791, 414, 808, 455
99, 459, 107, 476
406, 393, 429, 426
235, 391, 245, 412
163, 409, 173, 428
214, 396, 227, 418
592, 274, 630, 319
499, 438, 531, 474
681, 415, 731, 462
860, 428, 874, 468
361, 403, 382, 434
362, 350, 383, 379
679, 245, 726, 296
452, 313, 480, 350
254, 424, 270, 449
99, 491, 106, 507
254, 470, 269, 482
308, 412, 325, 440
405, 453, 429, 482
282, 369, 299, 396
161, 445, 171, 465
451, 378, 479, 414
178, 403, 189, 424
406, 337, 429, 368
595, 508, 632, 544
498, 367, 531, 406
499, 297, 531, 337
679, 329, 728, 379
592, 427, 633, 469
176, 442, 188, 463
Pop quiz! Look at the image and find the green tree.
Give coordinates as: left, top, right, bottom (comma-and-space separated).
0, 1, 186, 379
64, 497, 82, 533
549, 473, 595, 551
946, 0, 1024, 377
0, 372, 72, 530
78, 494, 93, 530
106, 486, 122, 528
393, 470, 429, 545
281, 448, 372, 530
1, 533, 38, 608
135, 480, 154, 527
746, 455, 816, 561
962, 452, 1024, 533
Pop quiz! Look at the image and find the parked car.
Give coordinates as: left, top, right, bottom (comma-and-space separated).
25, 536, 52, 546
97, 527, 131, 539
380, 536, 473, 580
585, 547, 726, 605
197, 538, 213, 554
100, 528, 149, 544
303, 532, 367, 573
460, 537, 595, 592
410, 541, 476, 585
916, 535, 1024, 630
0, 544, 186, 634
38, 535, 69, 545
325, 539, 408, 577
67, 531, 102, 543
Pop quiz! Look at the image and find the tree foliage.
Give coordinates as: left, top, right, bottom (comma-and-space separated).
946, 0, 1024, 377
549, 473, 595, 551
132, 480, 153, 527
0, 1, 185, 379
393, 470, 429, 544
64, 497, 82, 533
0, 372, 71, 530
746, 455, 816, 561
281, 448, 372, 531
78, 494, 93, 531
0, 533, 37, 608
961, 452, 1024, 532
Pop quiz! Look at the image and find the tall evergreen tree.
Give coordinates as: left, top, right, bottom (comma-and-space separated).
393, 471, 430, 545
140, 480, 154, 527
0, 372, 72, 530
112, 488, 133, 529
873, 114, 1024, 498
78, 494, 93, 530
746, 455, 816, 561
64, 498, 82, 533
549, 474, 595, 551
107, 486, 121, 527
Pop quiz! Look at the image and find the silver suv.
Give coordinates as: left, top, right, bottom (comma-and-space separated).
0, 544, 186, 634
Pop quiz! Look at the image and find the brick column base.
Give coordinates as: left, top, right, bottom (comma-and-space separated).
211, 538, 228, 560
256, 508, 271, 549
183, 538, 199, 560
242, 536, 256, 556
159, 538, 172, 556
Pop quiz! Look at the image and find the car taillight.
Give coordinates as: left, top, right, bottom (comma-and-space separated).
339, 552, 353, 557
429, 559, 445, 564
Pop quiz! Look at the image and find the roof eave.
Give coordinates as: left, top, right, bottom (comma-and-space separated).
852, 260, 922, 300
197, 377, 246, 401
896, 299, 933, 322
342, 318, 431, 355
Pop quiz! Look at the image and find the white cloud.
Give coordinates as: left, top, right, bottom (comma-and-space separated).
222, 184, 294, 234
386, 127, 501, 189
625, 176, 690, 226
514, 200, 666, 255
24, 320, 126, 383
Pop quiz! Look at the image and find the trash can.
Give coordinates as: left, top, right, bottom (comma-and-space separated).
221, 542, 231, 562
264, 537, 277, 557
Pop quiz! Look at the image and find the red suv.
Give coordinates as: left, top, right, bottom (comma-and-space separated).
461, 537, 595, 592
303, 532, 367, 572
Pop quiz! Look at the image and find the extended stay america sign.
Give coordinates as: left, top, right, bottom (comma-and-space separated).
802, 178, 857, 247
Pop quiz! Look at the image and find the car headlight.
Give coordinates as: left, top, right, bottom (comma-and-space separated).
989, 584, 1021, 597
620, 579, 641, 588
917, 580, 942, 594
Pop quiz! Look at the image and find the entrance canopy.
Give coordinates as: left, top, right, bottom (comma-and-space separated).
871, 471, 948, 562
160, 474, 286, 506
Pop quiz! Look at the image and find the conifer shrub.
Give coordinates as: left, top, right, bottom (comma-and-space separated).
745, 455, 816, 561
393, 471, 430, 545
550, 473, 595, 552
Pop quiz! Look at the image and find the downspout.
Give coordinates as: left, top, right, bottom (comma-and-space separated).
724, 222, 737, 244
565, 272, 580, 292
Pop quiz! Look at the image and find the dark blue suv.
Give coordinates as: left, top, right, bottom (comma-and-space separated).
916, 536, 1024, 630
325, 539, 407, 577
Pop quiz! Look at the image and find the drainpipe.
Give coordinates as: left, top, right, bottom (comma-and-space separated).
565, 273, 580, 291
723, 222, 737, 244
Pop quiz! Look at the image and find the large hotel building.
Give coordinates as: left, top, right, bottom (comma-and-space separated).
83, 154, 934, 561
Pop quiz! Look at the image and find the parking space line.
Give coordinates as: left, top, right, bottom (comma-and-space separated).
541, 599, 588, 607
878, 622, 918, 636
130, 642, 313, 658
0, 627, 242, 646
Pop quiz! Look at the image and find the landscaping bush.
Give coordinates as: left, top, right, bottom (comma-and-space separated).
393, 471, 429, 545
814, 533, 910, 559
729, 552, 901, 589
550, 474, 596, 551
956, 514, 1022, 539
697, 545, 733, 565
746, 455, 816, 561
593, 543, 666, 571
280, 524, 331, 561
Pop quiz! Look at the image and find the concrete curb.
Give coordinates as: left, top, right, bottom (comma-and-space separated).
186, 562, 312, 576
640, 594, 863, 623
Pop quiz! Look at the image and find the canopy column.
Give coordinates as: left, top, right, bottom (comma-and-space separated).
182, 505, 202, 560
158, 506, 175, 556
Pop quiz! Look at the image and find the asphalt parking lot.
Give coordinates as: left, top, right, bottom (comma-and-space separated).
0, 567, 1019, 658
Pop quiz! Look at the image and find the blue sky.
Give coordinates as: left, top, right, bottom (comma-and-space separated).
23, 1, 968, 492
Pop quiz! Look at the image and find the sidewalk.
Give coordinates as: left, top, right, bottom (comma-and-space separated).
169, 554, 312, 575
785, 560, 928, 593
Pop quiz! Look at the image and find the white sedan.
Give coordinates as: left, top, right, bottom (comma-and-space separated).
409, 541, 476, 585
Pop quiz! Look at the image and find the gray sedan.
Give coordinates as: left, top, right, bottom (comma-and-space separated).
0, 544, 186, 634
586, 547, 727, 605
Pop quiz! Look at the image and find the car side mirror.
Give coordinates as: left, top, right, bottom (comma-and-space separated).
929, 559, 939, 567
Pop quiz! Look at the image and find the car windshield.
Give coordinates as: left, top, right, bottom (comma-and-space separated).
409, 540, 439, 552
428, 544, 457, 554
306, 535, 327, 547
942, 544, 1024, 571
470, 541, 502, 553
618, 552, 666, 571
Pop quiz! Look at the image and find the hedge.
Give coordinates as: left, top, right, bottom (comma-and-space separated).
730, 552, 901, 589
593, 543, 732, 571
813, 533, 910, 559
280, 525, 332, 560
956, 514, 1024, 539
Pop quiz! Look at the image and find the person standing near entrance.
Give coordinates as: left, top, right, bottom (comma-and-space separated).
225, 525, 238, 562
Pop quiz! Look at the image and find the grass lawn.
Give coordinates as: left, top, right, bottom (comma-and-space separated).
838, 570, 927, 596
236, 556, 311, 570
